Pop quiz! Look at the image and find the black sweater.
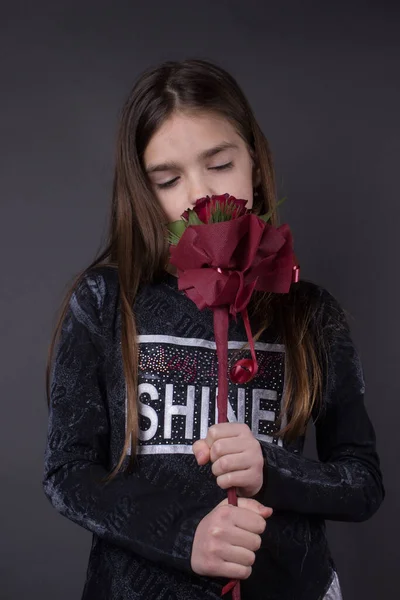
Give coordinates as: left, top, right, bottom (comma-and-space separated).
42, 266, 384, 600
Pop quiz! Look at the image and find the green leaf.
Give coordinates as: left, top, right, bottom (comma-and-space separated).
167, 219, 187, 238
211, 201, 222, 223
259, 196, 287, 223
211, 200, 232, 223
277, 196, 287, 208
168, 231, 181, 245
187, 210, 203, 225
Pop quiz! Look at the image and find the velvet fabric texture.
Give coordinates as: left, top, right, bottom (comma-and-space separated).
43, 266, 384, 599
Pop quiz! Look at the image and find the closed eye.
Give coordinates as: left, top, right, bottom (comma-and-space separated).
157, 177, 179, 190
210, 162, 233, 171
156, 162, 233, 190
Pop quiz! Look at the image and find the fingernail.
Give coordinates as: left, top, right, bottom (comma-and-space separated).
196, 452, 205, 462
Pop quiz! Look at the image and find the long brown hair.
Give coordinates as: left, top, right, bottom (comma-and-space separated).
46, 58, 326, 479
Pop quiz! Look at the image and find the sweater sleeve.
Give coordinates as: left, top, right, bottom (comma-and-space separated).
257, 286, 385, 522
42, 274, 213, 574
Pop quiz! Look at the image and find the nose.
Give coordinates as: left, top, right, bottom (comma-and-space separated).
187, 175, 213, 206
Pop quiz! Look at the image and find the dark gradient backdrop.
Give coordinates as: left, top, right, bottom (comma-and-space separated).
1, 2, 399, 599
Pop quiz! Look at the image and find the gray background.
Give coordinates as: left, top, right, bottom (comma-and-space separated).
1, 1, 399, 598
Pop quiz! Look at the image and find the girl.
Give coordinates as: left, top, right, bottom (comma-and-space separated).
43, 58, 384, 600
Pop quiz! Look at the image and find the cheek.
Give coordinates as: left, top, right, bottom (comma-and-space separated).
156, 191, 187, 222
227, 170, 254, 209
246, 192, 254, 211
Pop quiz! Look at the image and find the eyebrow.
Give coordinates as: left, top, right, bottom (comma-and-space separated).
145, 141, 239, 174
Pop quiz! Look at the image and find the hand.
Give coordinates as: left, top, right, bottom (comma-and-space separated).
191, 497, 273, 579
193, 423, 265, 498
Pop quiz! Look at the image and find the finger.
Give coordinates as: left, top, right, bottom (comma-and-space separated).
212, 452, 250, 477
220, 527, 262, 553
192, 439, 210, 464
216, 469, 256, 490
218, 497, 273, 519
205, 423, 251, 447
210, 437, 248, 463
219, 543, 256, 568
214, 561, 252, 581
232, 507, 270, 534
257, 505, 273, 518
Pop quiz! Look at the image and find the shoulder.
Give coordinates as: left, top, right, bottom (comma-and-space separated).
289, 278, 337, 304
290, 278, 352, 334
69, 264, 119, 333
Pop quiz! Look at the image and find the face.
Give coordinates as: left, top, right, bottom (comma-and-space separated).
143, 111, 260, 222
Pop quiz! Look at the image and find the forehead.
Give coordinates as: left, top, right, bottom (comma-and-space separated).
143, 111, 244, 165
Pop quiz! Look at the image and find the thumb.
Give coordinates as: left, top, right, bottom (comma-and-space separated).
192, 439, 210, 465
236, 497, 273, 518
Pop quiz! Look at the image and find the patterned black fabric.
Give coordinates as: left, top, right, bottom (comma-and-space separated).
43, 266, 384, 599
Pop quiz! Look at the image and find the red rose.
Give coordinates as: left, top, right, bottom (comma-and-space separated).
182, 193, 249, 224
168, 200, 298, 600
169, 213, 295, 317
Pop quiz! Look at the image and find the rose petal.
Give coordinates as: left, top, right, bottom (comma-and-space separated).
170, 213, 296, 316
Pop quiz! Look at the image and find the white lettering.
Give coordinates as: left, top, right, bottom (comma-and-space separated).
164, 383, 195, 439
200, 386, 210, 438
227, 388, 246, 423
138, 383, 159, 441
237, 387, 245, 423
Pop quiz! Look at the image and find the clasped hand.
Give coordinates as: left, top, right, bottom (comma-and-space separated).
190, 423, 270, 580
192, 423, 265, 498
